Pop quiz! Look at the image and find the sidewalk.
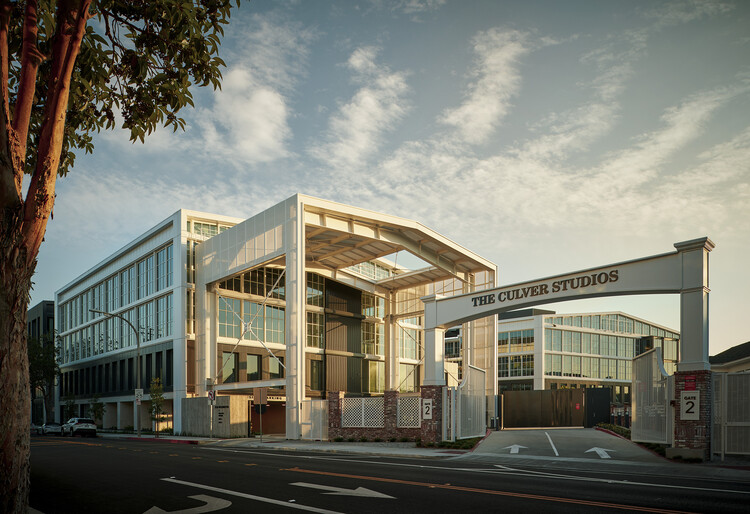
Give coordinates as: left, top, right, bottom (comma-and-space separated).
97, 431, 466, 458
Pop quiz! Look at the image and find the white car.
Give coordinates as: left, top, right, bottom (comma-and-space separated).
62, 418, 97, 437
41, 422, 63, 436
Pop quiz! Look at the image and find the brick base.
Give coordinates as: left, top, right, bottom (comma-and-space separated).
672, 370, 712, 461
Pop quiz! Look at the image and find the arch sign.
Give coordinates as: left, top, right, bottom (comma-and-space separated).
422, 237, 714, 385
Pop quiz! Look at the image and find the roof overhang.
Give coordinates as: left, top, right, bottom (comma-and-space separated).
300, 195, 496, 290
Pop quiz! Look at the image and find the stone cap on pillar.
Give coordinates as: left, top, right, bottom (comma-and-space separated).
674, 237, 715, 253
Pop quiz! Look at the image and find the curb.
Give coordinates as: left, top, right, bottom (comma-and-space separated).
123, 437, 204, 445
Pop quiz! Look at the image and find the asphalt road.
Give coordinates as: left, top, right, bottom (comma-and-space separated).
31, 435, 750, 513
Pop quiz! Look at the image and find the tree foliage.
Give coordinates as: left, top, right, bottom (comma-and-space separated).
0, 2, 238, 511
27, 333, 59, 396
87, 394, 104, 426
149, 377, 165, 436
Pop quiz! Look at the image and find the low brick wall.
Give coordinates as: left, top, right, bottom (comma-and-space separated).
328, 388, 443, 443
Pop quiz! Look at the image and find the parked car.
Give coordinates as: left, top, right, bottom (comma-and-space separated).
62, 418, 97, 437
30, 423, 41, 435
41, 422, 62, 436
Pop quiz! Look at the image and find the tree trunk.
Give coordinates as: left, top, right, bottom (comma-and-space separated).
0, 215, 35, 512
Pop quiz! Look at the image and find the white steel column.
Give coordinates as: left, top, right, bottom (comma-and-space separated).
285, 198, 306, 439
385, 291, 397, 390
173, 221, 187, 434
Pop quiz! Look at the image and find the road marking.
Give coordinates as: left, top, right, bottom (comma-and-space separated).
284, 468, 691, 513
170, 454, 179, 457
503, 444, 527, 454
244, 464, 256, 467
586, 447, 615, 459
545, 432, 559, 456
160, 478, 343, 513
291, 482, 394, 499
217, 460, 229, 463
144, 494, 231, 514
202, 448, 750, 496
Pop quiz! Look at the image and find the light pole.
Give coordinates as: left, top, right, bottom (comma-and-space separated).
90, 309, 141, 438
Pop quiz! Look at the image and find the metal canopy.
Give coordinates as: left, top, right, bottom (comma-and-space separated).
302, 198, 495, 290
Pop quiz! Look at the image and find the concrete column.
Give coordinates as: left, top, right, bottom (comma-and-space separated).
285, 198, 306, 440
173, 225, 187, 434
674, 237, 714, 372
422, 294, 446, 386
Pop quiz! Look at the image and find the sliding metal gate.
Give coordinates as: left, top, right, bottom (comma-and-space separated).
632, 348, 673, 444
300, 399, 328, 441
456, 365, 486, 439
713, 371, 750, 459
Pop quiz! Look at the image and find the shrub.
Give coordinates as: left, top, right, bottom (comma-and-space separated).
334, 436, 344, 442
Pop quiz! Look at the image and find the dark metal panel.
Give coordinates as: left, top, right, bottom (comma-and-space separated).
585, 388, 611, 428
326, 355, 347, 392
346, 356, 362, 394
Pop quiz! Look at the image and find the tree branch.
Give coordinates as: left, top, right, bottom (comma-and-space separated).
13, 0, 45, 166
0, 0, 22, 210
22, 0, 92, 264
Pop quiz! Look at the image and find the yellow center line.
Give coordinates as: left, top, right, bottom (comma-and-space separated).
282, 467, 694, 514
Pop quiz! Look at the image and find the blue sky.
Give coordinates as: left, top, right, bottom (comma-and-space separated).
31, 0, 749, 355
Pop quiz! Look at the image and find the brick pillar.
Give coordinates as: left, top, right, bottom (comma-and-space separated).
384, 390, 398, 436
668, 370, 712, 461
420, 385, 443, 444
328, 391, 342, 440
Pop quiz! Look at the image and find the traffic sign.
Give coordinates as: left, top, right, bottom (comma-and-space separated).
135, 388, 143, 405
208, 390, 216, 404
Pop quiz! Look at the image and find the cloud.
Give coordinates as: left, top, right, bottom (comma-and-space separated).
309, 47, 410, 171
641, 0, 735, 28
191, 13, 316, 167
439, 28, 530, 145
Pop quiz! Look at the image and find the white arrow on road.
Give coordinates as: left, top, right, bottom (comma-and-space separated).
503, 444, 527, 454
585, 447, 615, 459
291, 482, 395, 499
144, 494, 231, 514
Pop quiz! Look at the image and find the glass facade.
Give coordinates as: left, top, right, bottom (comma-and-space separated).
58, 244, 174, 365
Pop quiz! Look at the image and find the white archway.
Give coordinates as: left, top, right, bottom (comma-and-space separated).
422, 237, 714, 385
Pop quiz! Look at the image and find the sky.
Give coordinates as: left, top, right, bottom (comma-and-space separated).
29, 0, 749, 356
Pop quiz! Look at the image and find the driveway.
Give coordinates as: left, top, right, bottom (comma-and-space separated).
471, 428, 663, 463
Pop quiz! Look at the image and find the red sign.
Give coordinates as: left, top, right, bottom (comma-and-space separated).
575, 403, 580, 410
685, 375, 696, 391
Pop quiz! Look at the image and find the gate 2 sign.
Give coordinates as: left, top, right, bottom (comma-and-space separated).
680, 391, 700, 421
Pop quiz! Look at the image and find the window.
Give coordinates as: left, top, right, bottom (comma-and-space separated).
307, 312, 325, 348
399, 326, 420, 360
266, 268, 285, 300
398, 363, 418, 392
498, 332, 509, 353
219, 298, 241, 339
572, 332, 581, 353
269, 356, 284, 379
563, 331, 572, 352
247, 354, 261, 381
498, 356, 509, 378
362, 292, 384, 318
362, 321, 384, 355
510, 355, 522, 377
265, 305, 285, 344
368, 361, 385, 393
310, 360, 324, 391
553, 330, 562, 351
306, 273, 325, 306
221, 352, 238, 383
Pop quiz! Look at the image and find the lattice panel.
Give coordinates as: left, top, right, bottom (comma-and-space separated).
397, 396, 421, 428
341, 397, 384, 428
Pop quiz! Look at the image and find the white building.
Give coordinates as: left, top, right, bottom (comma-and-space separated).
55, 194, 497, 436
445, 309, 679, 406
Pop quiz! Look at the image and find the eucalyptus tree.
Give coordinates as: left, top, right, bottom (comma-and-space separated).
0, 1, 238, 510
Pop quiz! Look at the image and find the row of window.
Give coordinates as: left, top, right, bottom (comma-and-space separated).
544, 329, 636, 358
218, 298, 285, 344
544, 354, 633, 381
59, 245, 173, 333
60, 294, 173, 364
60, 349, 173, 398
544, 314, 678, 339
498, 355, 535, 377
498, 329, 534, 353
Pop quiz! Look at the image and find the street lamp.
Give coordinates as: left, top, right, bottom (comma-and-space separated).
90, 309, 141, 438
